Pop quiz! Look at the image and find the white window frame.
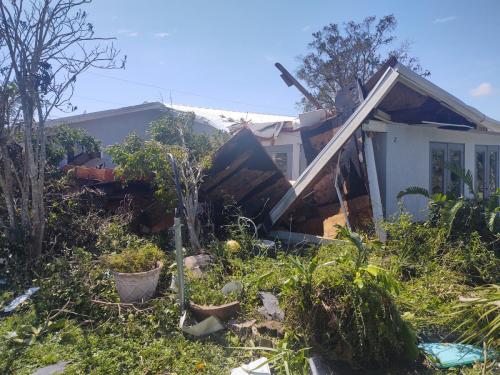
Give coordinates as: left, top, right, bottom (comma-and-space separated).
265, 144, 293, 180
429, 142, 465, 196
476, 145, 499, 198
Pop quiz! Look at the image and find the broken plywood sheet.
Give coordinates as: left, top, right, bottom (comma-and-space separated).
300, 81, 364, 164
200, 128, 291, 227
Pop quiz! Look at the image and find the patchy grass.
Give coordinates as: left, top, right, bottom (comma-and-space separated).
0, 308, 251, 374
0, 217, 496, 374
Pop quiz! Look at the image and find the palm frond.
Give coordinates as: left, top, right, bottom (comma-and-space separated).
487, 209, 499, 233
447, 200, 464, 237
397, 186, 429, 200
445, 163, 475, 197
452, 284, 500, 347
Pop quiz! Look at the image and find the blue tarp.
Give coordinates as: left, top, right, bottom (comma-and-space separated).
419, 343, 497, 369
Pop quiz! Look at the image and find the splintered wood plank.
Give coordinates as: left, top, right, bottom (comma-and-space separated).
209, 169, 275, 203
241, 174, 289, 217
270, 68, 400, 225
202, 150, 252, 192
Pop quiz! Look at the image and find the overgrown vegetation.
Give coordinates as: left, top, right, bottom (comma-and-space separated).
108, 111, 227, 252
102, 243, 164, 273
2, 201, 499, 373
0, 3, 496, 373
0, 133, 497, 374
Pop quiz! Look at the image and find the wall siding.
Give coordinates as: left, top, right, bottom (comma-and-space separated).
368, 121, 500, 221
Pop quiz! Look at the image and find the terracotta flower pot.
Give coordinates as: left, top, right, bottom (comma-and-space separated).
112, 261, 163, 303
189, 300, 241, 321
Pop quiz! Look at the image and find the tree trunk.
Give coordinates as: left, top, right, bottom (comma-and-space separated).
0, 152, 16, 230
183, 189, 202, 253
21, 98, 44, 258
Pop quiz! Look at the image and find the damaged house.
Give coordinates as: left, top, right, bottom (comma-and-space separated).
47, 102, 294, 169
205, 59, 500, 242
50, 59, 500, 243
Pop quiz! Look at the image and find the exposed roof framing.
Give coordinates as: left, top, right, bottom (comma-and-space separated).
269, 62, 500, 225
200, 128, 291, 227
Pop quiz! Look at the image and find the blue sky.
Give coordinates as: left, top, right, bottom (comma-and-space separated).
59, 0, 500, 119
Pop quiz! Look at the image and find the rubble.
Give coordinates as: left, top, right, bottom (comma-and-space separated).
257, 292, 284, 321
184, 254, 213, 277
189, 301, 241, 322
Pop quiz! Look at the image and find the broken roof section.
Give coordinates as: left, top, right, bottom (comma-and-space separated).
166, 103, 296, 131
269, 60, 500, 227
200, 128, 291, 228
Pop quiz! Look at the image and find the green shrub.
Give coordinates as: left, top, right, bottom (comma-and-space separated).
394, 262, 466, 337
281, 241, 418, 367
385, 213, 499, 285
186, 262, 240, 305
441, 232, 500, 284
102, 243, 164, 273
35, 247, 117, 317
96, 221, 146, 255
452, 284, 499, 348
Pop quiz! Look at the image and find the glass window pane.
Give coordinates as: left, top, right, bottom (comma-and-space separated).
273, 152, 288, 177
476, 151, 486, 199
431, 148, 445, 194
489, 150, 498, 195
448, 148, 463, 196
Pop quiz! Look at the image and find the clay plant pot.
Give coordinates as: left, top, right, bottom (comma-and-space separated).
189, 300, 241, 322
112, 261, 163, 303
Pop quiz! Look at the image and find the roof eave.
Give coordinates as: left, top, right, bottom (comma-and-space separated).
394, 63, 500, 132
45, 102, 167, 128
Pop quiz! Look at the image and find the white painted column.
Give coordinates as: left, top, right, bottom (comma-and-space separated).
364, 132, 387, 242
292, 142, 301, 180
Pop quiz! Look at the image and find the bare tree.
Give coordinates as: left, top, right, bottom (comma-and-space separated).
0, 0, 124, 258
297, 15, 429, 110
175, 126, 204, 253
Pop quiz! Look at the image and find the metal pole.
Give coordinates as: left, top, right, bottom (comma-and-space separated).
167, 153, 186, 313
275, 62, 323, 110
174, 214, 185, 312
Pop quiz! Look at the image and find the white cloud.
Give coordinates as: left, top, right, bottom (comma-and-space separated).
154, 32, 170, 38
117, 29, 139, 37
434, 16, 456, 24
302, 25, 311, 32
470, 82, 493, 97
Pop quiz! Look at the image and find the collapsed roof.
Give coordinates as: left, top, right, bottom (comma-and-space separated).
269, 59, 500, 234
166, 103, 296, 131
199, 128, 291, 229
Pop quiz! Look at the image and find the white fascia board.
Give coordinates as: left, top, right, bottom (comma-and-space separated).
362, 120, 390, 132
269, 67, 401, 225
364, 119, 499, 136
46, 102, 167, 128
395, 63, 500, 132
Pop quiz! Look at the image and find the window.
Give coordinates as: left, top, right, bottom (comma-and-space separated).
476, 145, 499, 199
272, 152, 289, 177
430, 142, 464, 196
265, 145, 293, 180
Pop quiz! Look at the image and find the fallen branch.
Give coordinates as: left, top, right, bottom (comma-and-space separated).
91, 299, 154, 315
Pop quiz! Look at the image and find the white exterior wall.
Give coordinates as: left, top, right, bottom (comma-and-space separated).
55, 108, 216, 168
260, 131, 305, 181
364, 120, 500, 221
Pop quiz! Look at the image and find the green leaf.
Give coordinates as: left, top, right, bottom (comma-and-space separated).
397, 186, 429, 200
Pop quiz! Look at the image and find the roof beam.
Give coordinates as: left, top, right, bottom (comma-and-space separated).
269, 67, 400, 225
394, 63, 500, 132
